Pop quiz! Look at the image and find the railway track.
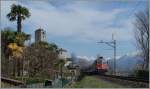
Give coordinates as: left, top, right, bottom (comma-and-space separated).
83, 71, 149, 83
102, 74, 149, 83
96, 74, 149, 88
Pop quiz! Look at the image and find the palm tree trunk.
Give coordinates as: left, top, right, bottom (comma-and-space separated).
17, 16, 22, 32
17, 59, 21, 76
13, 59, 16, 77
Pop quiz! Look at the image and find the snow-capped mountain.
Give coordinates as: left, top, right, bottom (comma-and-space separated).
68, 54, 95, 69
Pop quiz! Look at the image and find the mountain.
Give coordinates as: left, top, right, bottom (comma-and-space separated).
107, 53, 144, 75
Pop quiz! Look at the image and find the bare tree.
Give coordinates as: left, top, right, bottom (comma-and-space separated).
134, 8, 149, 69
23, 42, 59, 78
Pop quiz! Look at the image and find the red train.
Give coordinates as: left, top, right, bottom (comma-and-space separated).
82, 56, 108, 74
96, 56, 108, 73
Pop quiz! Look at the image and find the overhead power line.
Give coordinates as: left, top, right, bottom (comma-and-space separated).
97, 34, 116, 75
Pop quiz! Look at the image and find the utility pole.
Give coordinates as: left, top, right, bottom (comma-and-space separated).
97, 34, 116, 75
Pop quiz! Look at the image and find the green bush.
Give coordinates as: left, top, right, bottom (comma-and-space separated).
13, 77, 45, 84
134, 69, 149, 79
25, 78, 45, 84
76, 71, 85, 81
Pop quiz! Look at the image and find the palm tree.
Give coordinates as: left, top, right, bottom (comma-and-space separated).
1, 29, 16, 76
7, 4, 30, 32
1, 28, 28, 77
8, 43, 24, 76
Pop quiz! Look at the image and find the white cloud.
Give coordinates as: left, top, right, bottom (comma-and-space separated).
1, 1, 134, 43
106, 56, 122, 61
0, 1, 17, 28
77, 55, 95, 61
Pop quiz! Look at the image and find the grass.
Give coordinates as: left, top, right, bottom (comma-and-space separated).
65, 76, 124, 88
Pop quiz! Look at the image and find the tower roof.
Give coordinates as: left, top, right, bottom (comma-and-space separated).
35, 28, 45, 32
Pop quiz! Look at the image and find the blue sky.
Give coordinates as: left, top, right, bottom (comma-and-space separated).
0, 0, 148, 59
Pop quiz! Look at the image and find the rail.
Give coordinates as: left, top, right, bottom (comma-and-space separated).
102, 74, 149, 83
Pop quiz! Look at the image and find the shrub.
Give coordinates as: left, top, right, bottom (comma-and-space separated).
13, 77, 45, 84
76, 71, 85, 81
134, 69, 149, 79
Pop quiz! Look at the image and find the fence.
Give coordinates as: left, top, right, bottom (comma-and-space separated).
1, 77, 26, 88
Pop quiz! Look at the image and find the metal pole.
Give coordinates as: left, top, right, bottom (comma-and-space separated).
113, 40, 116, 75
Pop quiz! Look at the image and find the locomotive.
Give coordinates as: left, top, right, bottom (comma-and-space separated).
83, 56, 108, 74
95, 56, 108, 74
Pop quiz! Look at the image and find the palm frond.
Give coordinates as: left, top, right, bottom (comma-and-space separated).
9, 17, 16, 21
22, 7, 30, 18
7, 4, 30, 21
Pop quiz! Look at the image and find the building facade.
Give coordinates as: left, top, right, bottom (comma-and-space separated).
58, 48, 68, 59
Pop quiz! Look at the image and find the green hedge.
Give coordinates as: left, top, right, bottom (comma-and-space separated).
134, 69, 149, 79
13, 77, 45, 84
